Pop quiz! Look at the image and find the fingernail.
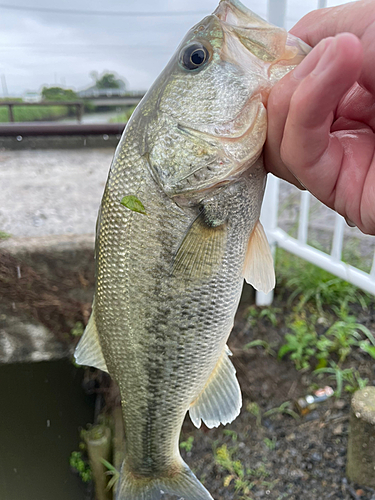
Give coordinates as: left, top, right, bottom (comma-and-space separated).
311, 37, 338, 76
293, 37, 334, 80
345, 217, 356, 228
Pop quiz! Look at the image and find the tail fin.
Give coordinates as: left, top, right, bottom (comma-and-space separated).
116, 459, 213, 500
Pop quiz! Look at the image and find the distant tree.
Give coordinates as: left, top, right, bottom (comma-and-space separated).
95, 73, 120, 89
41, 86, 77, 101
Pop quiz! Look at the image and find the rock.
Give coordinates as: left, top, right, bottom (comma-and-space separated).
333, 424, 344, 435
333, 399, 346, 410
346, 387, 375, 487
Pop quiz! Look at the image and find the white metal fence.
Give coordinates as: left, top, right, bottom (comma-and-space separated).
257, 176, 375, 305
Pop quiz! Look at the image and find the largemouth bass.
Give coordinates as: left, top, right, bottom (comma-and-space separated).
75, 1, 309, 498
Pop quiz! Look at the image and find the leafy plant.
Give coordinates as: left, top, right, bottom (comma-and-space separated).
278, 317, 318, 370
69, 451, 92, 483
100, 458, 120, 491
316, 305, 375, 363
180, 436, 194, 452
275, 249, 370, 313
314, 364, 368, 397
263, 401, 299, 420
223, 429, 238, 442
246, 402, 262, 427
0, 230, 11, 240
263, 437, 277, 451
244, 339, 276, 357
70, 321, 84, 337
246, 306, 281, 327
215, 444, 253, 496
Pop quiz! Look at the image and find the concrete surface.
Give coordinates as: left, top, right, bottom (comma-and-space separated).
0, 148, 115, 237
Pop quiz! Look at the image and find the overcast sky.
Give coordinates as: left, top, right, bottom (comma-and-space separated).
0, 0, 353, 96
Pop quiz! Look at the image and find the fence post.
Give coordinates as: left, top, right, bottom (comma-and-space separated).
256, 174, 279, 306
8, 103, 14, 122
76, 103, 83, 123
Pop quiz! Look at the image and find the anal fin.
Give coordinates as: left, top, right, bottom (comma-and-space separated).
74, 303, 108, 373
189, 346, 241, 429
243, 220, 275, 293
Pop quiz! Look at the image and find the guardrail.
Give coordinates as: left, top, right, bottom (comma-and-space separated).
0, 123, 126, 136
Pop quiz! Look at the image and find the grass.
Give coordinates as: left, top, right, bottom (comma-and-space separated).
109, 105, 136, 123
315, 364, 369, 397
0, 230, 11, 240
275, 248, 371, 313
278, 302, 375, 373
264, 248, 375, 396
0, 105, 70, 123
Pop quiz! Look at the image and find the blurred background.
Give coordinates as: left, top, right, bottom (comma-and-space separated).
0, 0, 352, 101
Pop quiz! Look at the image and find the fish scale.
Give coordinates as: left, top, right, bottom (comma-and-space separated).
74, 1, 310, 498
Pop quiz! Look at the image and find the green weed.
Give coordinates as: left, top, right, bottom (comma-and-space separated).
263, 401, 300, 420
0, 105, 69, 123
244, 339, 276, 357
314, 364, 369, 397
263, 437, 277, 451
70, 321, 84, 337
246, 402, 262, 426
278, 316, 318, 370
246, 306, 281, 327
275, 249, 370, 313
316, 305, 375, 363
223, 429, 238, 442
0, 230, 11, 240
215, 444, 273, 498
69, 451, 92, 483
180, 436, 194, 452
100, 458, 120, 491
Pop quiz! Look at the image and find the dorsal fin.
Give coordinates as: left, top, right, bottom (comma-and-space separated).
243, 220, 275, 293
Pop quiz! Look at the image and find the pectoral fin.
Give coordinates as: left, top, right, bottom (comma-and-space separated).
172, 211, 227, 280
243, 220, 275, 293
74, 304, 108, 373
189, 346, 241, 429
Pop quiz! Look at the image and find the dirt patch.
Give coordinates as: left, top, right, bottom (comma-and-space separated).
0, 245, 94, 344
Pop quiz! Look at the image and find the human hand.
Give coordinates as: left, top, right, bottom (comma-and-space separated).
264, 0, 375, 235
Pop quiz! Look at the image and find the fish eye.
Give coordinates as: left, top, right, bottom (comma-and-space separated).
181, 43, 210, 71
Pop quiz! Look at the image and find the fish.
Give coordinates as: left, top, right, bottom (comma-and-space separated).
74, 1, 310, 499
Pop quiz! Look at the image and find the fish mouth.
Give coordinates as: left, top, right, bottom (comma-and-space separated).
214, 0, 309, 66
